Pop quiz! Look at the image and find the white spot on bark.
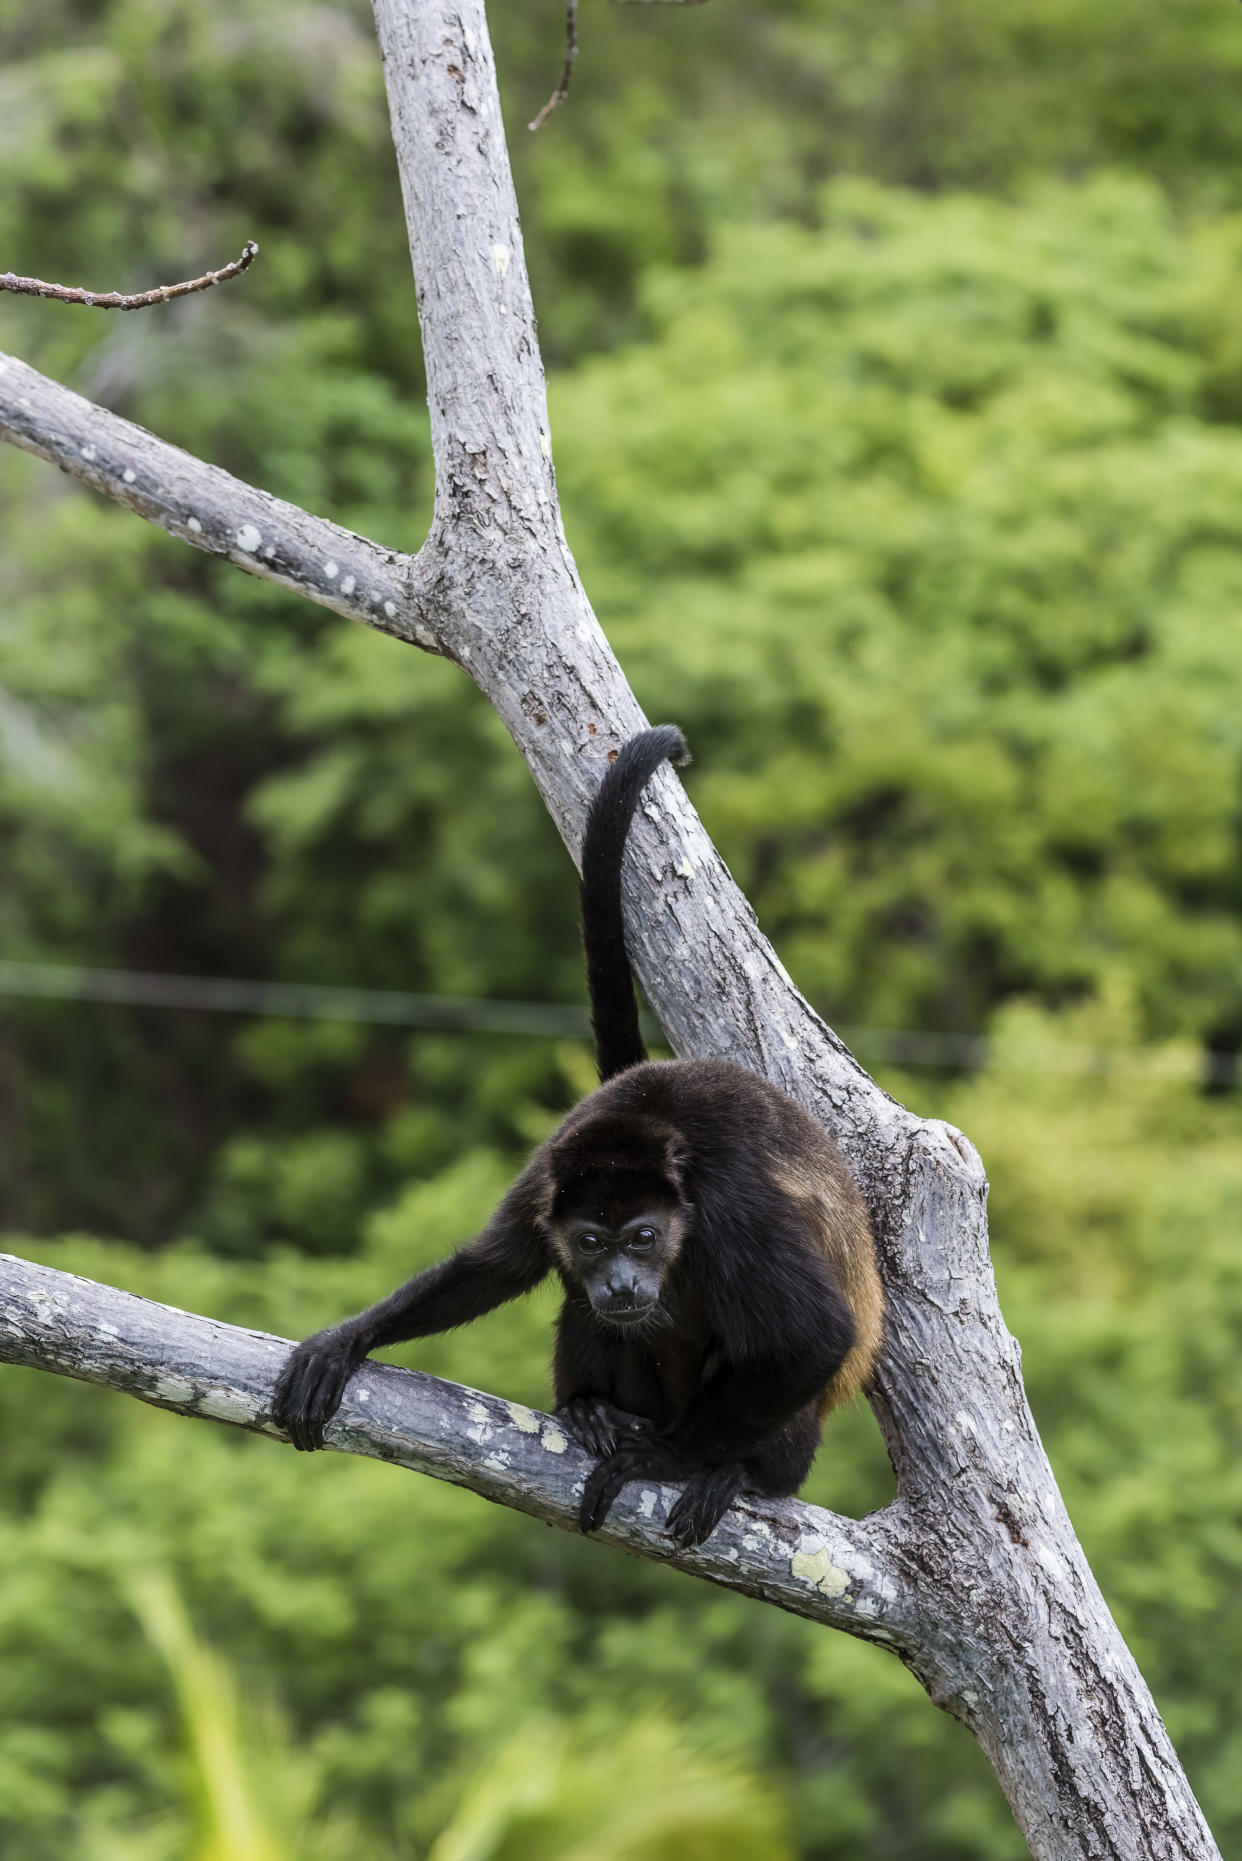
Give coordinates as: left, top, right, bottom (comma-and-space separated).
187, 517, 203, 533
639, 1489, 658, 1518
675, 856, 696, 879
383, 601, 397, 619
781, 1027, 800, 1051
791, 1540, 851, 1598
80, 446, 97, 462
505, 1402, 541, 1434
539, 428, 551, 457
467, 1400, 491, 1427
340, 575, 356, 596
491, 243, 510, 277
153, 1374, 196, 1405
956, 1410, 977, 1435
122, 468, 136, 484
324, 560, 339, 580
236, 524, 262, 553
542, 1426, 568, 1454
1036, 1543, 1067, 1585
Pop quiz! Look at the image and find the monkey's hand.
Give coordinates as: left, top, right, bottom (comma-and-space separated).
556, 1396, 654, 1460
665, 1462, 747, 1549
271, 1326, 366, 1452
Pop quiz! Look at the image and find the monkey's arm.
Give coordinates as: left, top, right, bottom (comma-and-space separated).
552, 1298, 657, 1458
272, 1189, 548, 1451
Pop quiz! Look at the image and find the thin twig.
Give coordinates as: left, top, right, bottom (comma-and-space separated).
529, 0, 579, 131
0, 240, 259, 312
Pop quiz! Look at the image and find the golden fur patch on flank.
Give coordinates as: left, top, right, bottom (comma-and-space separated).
770, 1156, 884, 1416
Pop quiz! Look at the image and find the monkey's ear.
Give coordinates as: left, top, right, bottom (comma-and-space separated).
662, 1136, 690, 1189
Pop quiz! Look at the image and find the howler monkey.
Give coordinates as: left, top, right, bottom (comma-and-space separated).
271, 728, 884, 1548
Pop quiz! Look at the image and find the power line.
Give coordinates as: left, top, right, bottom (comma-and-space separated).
0, 959, 1215, 1079
0, 960, 589, 1040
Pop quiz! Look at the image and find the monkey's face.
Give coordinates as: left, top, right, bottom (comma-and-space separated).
559, 1208, 682, 1327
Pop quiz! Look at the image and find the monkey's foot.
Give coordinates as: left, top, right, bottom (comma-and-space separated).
578, 1437, 685, 1536
666, 1463, 747, 1549
556, 1396, 654, 1460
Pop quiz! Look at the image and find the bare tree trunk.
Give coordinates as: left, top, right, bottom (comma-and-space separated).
0, 3, 1220, 1856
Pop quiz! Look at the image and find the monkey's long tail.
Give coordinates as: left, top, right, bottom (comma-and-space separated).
580, 724, 690, 1082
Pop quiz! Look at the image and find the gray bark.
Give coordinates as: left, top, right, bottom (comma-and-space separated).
0, 2, 1221, 1856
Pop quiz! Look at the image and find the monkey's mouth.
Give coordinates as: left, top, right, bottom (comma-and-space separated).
597, 1303, 658, 1328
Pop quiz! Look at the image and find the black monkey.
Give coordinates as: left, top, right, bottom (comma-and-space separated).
271, 727, 884, 1548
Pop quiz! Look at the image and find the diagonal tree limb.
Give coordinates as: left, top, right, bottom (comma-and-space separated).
0, 0, 1222, 1853
0, 1251, 916, 1651
0, 351, 439, 649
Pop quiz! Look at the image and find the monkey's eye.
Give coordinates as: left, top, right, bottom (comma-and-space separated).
577, 1233, 604, 1253
631, 1227, 658, 1249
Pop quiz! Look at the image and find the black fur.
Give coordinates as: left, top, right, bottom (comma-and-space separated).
271, 726, 877, 1548
580, 723, 688, 1080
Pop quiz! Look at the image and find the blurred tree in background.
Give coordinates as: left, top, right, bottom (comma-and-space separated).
2, 0, 1241, 1855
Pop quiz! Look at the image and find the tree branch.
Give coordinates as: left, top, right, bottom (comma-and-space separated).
0, 351, 439, 649
0, 1251, 909, 1645
529, 0, 579, 131
0, 240, 259, 310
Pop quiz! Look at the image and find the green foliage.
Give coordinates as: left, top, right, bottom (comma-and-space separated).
426, 1717, 792, 1861
8, 161, 1242, 1236
555, 175, 1242, 1045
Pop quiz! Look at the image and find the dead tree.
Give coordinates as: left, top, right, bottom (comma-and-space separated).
0, 4, 1220, 1856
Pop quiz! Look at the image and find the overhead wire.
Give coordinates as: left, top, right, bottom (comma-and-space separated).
0, 959, 1220, 1079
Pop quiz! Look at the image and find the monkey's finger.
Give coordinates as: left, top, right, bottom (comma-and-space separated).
666, 1488, 719, 1548
306, 1351, 356, 1450
556, 1397, 618, 1459
666, 1465, 744, 1549
579, 1454, 634, 1533
271, 1349, 318, 1449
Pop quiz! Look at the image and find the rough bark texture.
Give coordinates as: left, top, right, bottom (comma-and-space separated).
0, 2, 1221, 1857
